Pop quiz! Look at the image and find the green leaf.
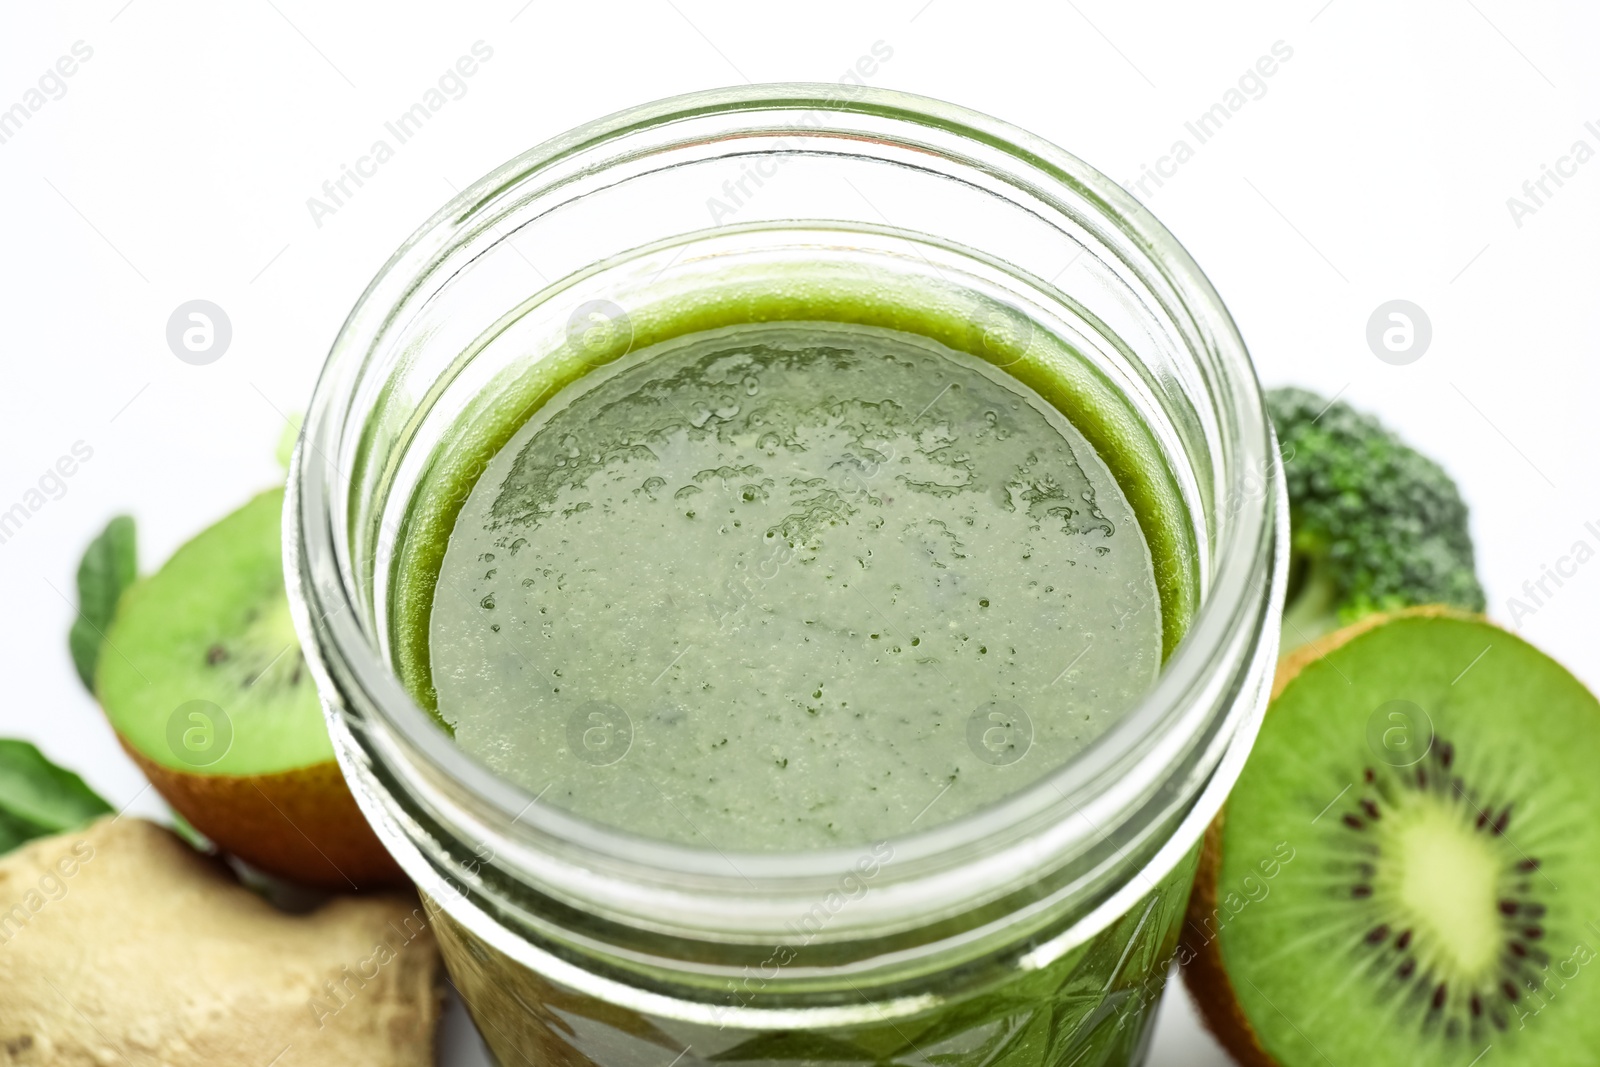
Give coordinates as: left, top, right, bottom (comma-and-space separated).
68, 515, 138, 692
0, 809, 39, 855
0, 740, 113, 855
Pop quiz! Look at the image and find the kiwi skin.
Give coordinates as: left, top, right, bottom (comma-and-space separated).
1180, 606, 1470, 1066
118, 744, 403, 891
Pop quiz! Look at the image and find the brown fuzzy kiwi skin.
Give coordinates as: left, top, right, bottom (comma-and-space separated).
1180, 606, 1480, 1066
119, 737, 406, 891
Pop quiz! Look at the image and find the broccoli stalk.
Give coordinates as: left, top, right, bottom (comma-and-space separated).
1267, 387, 1485, 650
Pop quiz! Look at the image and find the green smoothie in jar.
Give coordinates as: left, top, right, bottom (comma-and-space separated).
291, 84, 1278, 1067
381, 279, 1205, 1065
397, 289, 1193, 853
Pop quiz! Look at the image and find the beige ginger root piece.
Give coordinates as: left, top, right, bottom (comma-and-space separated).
0, 816, 441, 1066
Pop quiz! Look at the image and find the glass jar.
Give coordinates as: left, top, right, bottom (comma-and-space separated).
286, 84, 1287, 1067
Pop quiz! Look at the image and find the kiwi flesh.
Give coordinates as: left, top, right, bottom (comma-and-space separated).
96, 488, 402, 889
1183, 609, 1600, 1066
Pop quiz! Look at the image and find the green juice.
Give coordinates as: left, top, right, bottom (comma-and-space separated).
427, 320, 1163, 850
393, 283, 1202, 1067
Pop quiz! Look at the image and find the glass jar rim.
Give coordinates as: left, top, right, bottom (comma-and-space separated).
290, 82, 1284, 937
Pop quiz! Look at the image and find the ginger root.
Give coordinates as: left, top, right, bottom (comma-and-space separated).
0, 816, 441, 1065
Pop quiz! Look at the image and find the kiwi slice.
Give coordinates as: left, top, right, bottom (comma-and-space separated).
96, 488, 402, 889
1185, 609, 1600, 1066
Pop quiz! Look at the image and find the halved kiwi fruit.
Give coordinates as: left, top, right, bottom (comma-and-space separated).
95, 488, 402, 890
1184, 608, 1600, 1065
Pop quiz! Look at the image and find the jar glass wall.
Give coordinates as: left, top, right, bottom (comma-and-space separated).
286, 84, 1287, 1067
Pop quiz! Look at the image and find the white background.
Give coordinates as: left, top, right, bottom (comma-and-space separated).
2, 1, 1597, 1063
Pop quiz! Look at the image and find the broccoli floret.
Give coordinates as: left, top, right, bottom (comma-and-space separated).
1267, 387, 1485, 648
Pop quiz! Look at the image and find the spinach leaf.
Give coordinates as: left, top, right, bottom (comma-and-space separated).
68, 514, 137, 691
0, 739, 113, 855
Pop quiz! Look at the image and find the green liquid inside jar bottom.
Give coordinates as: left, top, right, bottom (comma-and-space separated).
425, 848, 1199, 1067
389, 273, 1203, 1066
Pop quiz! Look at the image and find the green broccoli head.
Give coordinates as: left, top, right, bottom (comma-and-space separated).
1267, 387, 1485, 647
